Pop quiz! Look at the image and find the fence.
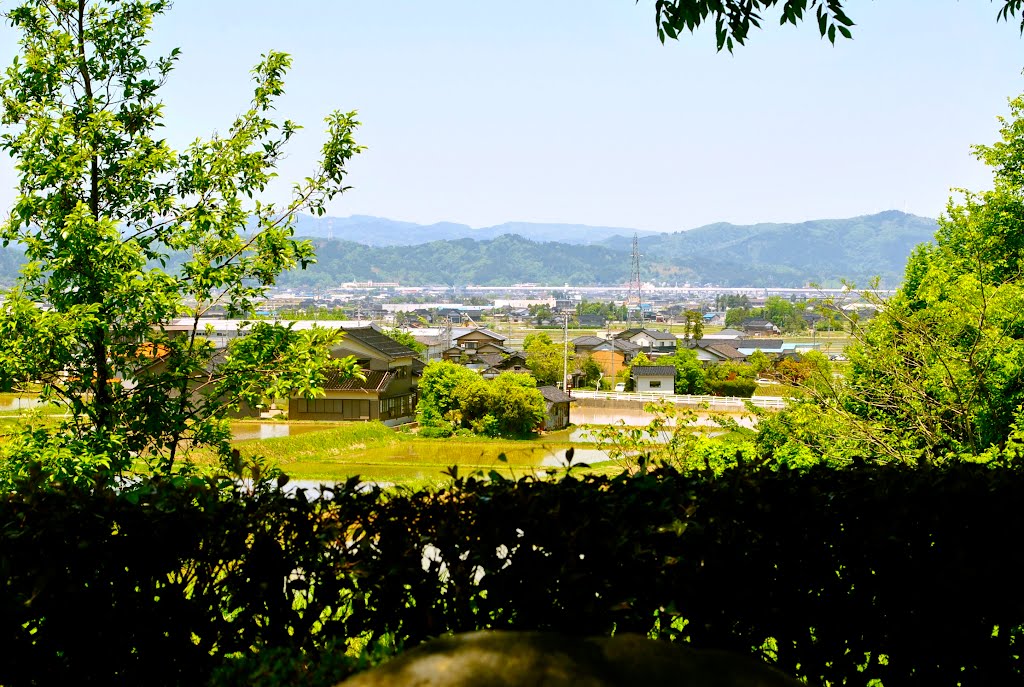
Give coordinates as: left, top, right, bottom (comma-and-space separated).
569, 390, 787, 410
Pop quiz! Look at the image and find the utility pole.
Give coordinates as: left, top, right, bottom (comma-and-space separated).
563, 311, 569, 393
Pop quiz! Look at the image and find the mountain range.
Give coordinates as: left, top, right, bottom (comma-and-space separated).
0, 210, 938, 288
291, 214, 660, 246
281, 210, 937, 288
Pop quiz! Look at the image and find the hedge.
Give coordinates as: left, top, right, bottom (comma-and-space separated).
2, 462, 1023, 686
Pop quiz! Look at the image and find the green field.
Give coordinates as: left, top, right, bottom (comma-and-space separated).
226, 421, 607, 486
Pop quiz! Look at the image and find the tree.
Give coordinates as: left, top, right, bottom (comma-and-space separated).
488, 372, 546, 436
724, 308, 750, 328
664, 345, 708, 395
529, 304, 554, 325
680, 310, 704, 341
650, 0, 1023, 52
0, 0, 362, 479
523, 332, 571, 386
384, 328, 427, 357
706, 360, 757, 397
747, 349, 771, 376
577, 353, 603, 389
624, 351, 653, 391
417, 362, 544, 437
416, 361, 481, 428
774, 92, 1024, 465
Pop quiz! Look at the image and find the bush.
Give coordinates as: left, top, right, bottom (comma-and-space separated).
708, 378, 757, 397
4, 462, 1024, 686
417, 424, 453, 438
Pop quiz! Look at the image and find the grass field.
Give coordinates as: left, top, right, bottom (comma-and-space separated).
225, 422, 604, 487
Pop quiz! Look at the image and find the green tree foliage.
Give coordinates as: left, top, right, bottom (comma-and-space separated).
662, 345, 708, 395
770, 92, 1024, 464
649, 0, 1023, 52
577, 353, 603, 389
680, 310, 704, 341
724, 307, 750, 327
0, 0, 363, 478
416, 361, 480, 427
487, 372, 546, 436
706, 360, 757, 397
764, 296, 808, 333
623, 351, 653, 392
528, 303, 555, 324
576, 299, 625, 322
523, 332, 572, 386
747, 349, 771, 375
383, 328, 426, 357
416, 362, 545, 436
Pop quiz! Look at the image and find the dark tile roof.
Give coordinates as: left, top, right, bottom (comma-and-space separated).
572, 335, 606, 348
631, 365, 676, 376
538, 385, 573, 403
475, 353, 505, 367
322, 368, 393, 392
615, 328, 677, 341
737, 339, 783, 350
454, 327, 507, 342
705, 343, 745, 360
342, 326, 418, 359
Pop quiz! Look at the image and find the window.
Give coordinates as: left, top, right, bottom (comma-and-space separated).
649, 380, 662, 388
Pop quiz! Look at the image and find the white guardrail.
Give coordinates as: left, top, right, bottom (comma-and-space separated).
569, 390, 788, 410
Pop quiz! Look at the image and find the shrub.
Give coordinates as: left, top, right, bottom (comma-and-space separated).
708, 378, 757, 397
4, 461, 1024, 686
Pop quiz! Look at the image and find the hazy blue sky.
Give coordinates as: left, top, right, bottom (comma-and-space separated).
1, 1, 1023, 232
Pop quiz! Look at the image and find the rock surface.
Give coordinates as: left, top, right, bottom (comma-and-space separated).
338, 631, 803, 687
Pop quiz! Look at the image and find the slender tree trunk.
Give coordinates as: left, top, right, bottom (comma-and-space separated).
77, 0, 113, 444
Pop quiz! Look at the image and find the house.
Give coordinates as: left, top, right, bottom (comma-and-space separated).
703, 311, 726, 327
572, 335, 639, 377
631, 365, 675, 395
453, 327, 508, 351
687, 340, 747, 364
289, 325, 418, 425
700, 327, 745, 341
578, 313, 607, 328
613, 327, 678, 352
538, 385, 573, 430
482, 351, 530, 379
740, 319, 781, 336
734, 339, 785, 356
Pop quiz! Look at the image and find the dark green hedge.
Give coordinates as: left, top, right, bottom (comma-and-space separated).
2, 463, 1023, 686
708, 378, 757, 397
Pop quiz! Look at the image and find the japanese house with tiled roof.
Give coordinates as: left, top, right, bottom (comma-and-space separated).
572, 335, 640, 378
289, 325, 418, 425
613, 327, 678, 352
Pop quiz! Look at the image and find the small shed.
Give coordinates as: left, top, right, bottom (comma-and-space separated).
631, 365, 676, 395
538, 385, 573, 431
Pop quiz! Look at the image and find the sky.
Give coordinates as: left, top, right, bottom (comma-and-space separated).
0, 0, 1023, 233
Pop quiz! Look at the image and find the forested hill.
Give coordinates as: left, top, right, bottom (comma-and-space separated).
290, 214, 657, 246
0, 211, 937, 288
281, 211, 937, 288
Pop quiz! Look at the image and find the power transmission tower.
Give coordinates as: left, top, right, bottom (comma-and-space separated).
627, 233, 644, 327
441, 316, 453, 351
